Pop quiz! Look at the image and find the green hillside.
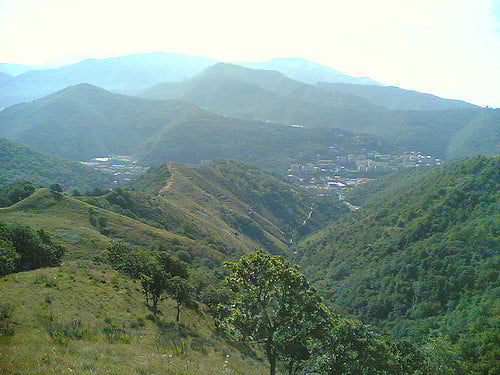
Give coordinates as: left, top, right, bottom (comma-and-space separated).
0, 138, 116, 191
0, 188, 225, 263
134, 111, 399, 171
86, 160, 347, 256
141, 62, 383, 125
446, 108, 500, 159
0, 83, 402, 170
316, 82, 478, 111
297, 156, 500, 374
0, 84, 204, 160
0, 262, 269, 375
142, 63, 495, 158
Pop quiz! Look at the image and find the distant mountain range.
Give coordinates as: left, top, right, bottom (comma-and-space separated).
0, 52, 497, 162
315, 82, 477, 111
0, 83, 402, 168
239, 57, 381, 86
0, 62, 38, 76
142, 63, 495, 158
0, 52, 217, 108
0, 54, 378, 103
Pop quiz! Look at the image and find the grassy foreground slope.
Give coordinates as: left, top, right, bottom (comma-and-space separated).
297, 156, 499, 373
0, 188, 224, 263
0, 262, 268, 375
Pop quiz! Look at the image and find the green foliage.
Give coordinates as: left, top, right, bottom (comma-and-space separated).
298, 156, 500, 373
0, 138, 116, 191
0, 221, 65, 275
0, 181, 35, 207
49, 183, 63, 192
224, 250, 330, 375
39, 315, 93, 345
140, 262, 169, 314
303, 318, 431, 375
105, 242, 152, 278
0, 304, 15, 337
105, 241, 191, 316
167, 276, 194, 322
223, 250, 433, 375
198, 282, 234, 328
0, 237, 19, 275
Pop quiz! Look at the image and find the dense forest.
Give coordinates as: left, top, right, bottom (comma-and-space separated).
0, 138, 117, 190
297, 156, 499, 374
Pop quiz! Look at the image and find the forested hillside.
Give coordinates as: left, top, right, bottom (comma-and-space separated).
142, 63, 493, 158
297, 156, 500, 374
83, 160, 347, 255
0, 138, 116, 190
316, 82, 478, 111
0, 83, 402, 170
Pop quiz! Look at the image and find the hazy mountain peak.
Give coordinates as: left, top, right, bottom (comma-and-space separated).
239, 57, 381, 86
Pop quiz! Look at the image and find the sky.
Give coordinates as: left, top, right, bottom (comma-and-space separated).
1, 0, 500, 107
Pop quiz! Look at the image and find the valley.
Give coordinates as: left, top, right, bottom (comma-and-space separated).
0, 51, 498, 375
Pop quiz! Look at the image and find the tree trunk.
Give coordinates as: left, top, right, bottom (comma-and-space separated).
266, 338, 277, 375
176, 301, 180, 322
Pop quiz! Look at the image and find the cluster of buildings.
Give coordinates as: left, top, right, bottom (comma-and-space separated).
286, 151, 441, 197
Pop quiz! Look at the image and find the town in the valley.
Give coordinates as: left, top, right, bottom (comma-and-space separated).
285, 151, 441, 197
81, 151, 441, 199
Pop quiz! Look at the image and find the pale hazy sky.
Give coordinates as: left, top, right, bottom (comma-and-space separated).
1, 0, 500, 107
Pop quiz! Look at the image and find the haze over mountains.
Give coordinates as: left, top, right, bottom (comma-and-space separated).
0, 53, 378, 109
0, 52, 497, 161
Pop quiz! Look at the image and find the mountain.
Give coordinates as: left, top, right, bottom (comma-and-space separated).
88, 160, 347, 255
142, 62, 382, 114
0, 72, 12, 86
316, 82, 478, 111
446, 108, 500, 159
0, 158, 345, 260
0, 62, 37, 76
143, 63, 495, 158
296, 156, 500, 373
0, 187, 225, 263
0, 52, 217, 108
239, 57, 381, 85
0, 83, 402, 168
0, 84, 204, 160
0, 138, 116, 191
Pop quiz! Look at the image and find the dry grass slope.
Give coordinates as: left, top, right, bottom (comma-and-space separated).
0, 262, 268, 375
0, 188, 225, 262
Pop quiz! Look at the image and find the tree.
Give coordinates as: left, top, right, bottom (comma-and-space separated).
0, 238, 19, 276
167, 276, 193, 322
224, 250, 329, 375
49, 183, 63, 193
1, 181, 35, 206
140, 262, 169, 315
